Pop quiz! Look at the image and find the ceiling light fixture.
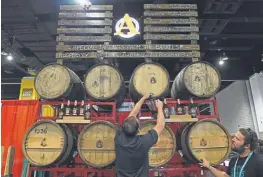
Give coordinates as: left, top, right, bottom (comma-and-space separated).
76, 0, 92, 7
6, 54, 13, 61
219, 60, 224, 65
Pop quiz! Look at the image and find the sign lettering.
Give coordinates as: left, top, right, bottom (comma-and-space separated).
56, 44, 200, 51
144, 26, 199, 32
56, 52, 200, 59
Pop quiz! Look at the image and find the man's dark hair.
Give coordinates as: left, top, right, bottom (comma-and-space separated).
122, 116, 139, 136
239, 128, 259, 151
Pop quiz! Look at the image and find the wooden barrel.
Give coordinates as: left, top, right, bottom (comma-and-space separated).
171, 61, 221, 99
34, 63, 85, 100
77, 121, 118, 168
84, 64, 125, 107
178, 119, 232, 165
129, 62, 170, 102
139, 121, 176, 167
22, 120, 76, 167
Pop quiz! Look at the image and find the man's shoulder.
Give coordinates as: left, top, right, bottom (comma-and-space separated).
141, 129, 158, 139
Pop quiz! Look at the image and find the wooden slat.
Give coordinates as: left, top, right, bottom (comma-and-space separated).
56, 44, 200, 51
57, 27, 112, 34
56, 35, 111, 42
56, 51, 200, 59
4, 146, 15, 176
144, 4, 197, 10
56, 52, 99, 59
144, 11, 198, 17
144, 34, 199, 40
56, 119, 91, 124
59, 12, 113, 18
58, 19, 112, 26
144, 18, 198, 25
105, 51, 200, 58
144, 26, 199, 32
60, 5, 113, 11
62, 116, 85, 120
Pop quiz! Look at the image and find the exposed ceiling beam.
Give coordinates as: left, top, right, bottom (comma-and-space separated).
200, 34, 263, 38
207, 46, 253, 51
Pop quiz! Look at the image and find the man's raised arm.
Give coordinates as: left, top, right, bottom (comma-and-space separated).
127, 93, 151, 118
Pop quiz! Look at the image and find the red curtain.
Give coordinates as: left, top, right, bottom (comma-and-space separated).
1, 100, 40, 177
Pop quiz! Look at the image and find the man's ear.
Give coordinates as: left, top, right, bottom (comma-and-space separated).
245, 144, 251, 149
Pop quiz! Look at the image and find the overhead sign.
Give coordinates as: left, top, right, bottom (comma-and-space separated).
114, 14, 140, 38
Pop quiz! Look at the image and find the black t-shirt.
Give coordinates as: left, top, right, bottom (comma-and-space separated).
227, 153, 263, 177
114, 128, 158, 177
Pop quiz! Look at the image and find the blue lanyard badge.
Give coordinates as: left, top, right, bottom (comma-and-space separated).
233, 152, 253, 177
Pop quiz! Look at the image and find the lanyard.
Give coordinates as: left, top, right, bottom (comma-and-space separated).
233, 152, 253, 177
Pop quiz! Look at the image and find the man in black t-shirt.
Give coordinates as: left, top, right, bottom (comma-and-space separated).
115, 93, 165, 177
200, 128, 263, 177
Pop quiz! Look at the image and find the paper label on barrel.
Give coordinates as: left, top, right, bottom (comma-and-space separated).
35, 65, 71, 99
133, 63, 169, 97
85, 65, 121, 99
23, 122, 65, 166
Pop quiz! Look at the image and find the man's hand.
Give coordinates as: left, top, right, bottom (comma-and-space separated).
155, 99, 163, 110
127, 93, 153, 118
199, 159, 230, 177
199, 158, 210, 169
142, 93, 153, 100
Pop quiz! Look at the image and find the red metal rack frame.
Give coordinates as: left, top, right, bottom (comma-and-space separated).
38, 100, 117, 123
27, 98, 223, 177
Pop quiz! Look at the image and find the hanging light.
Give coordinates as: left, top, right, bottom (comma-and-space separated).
219, 60, 224, 65
76, 0, 92, 7
6, 54, 13, 61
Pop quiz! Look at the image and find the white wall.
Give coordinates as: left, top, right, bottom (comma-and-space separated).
249, 73, 263, 138
215, 80, 255, 135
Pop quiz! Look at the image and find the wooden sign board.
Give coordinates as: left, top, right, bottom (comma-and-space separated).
56, 51, 200, 59
57, 27, 112, 34
56, 35, 112, 42
144, 26, 199, 32
56, 44, 200, 51
60, 5, 113, 11
58, 19, 112, 26
144, 18, 198, 25
144, 11, 198, 17
59, 12, 113, 18
144, 34, 199, 40
144, 4, 197, 10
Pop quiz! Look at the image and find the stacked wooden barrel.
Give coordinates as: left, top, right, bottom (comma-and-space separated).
176, 119, 232, 165
171, 61, 221, 99
77, 121, 118, 168
22, 120, 76, 167
129, 62, 170, 102
84, 64, 125, 107
34, 63, 85, 100
139, 121, 176, 167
